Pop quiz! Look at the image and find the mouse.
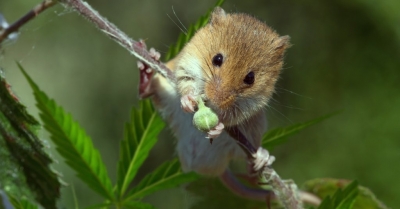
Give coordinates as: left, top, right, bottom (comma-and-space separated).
139, 7, 290, 175
137, 6, 295, 202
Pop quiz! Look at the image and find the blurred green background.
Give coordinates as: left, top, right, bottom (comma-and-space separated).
1, 0, 399, 208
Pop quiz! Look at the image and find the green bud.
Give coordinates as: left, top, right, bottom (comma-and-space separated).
193, 99, 218, 132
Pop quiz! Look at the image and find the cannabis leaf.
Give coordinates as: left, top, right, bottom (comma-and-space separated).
125, 159, 199, 202
262, 112, 338, 149
0, 74, 60, 208
117, 99, 165, 197
7, 195, 38, 209
318, 181, 359, 209
19, 63, 114, 200
123, 201, 155, 209
303, 178, 388, 209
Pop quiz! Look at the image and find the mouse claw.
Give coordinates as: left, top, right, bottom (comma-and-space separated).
138, 60, 154, 99
181, 94, 197, 113
206, 122, 224, 139
149, 47, 161, 61
252, 147, 275, 171
137, 61, 145, 70
137, 41, 163, 99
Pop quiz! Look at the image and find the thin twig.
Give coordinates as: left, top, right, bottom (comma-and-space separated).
58, 0, 176, 84
261, 168, 302, 208
0, 0, 57, 44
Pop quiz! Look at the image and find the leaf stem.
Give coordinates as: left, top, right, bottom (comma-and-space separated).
119, 112, 157, 196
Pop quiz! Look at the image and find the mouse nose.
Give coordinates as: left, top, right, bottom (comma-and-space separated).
205, 87, 235, 110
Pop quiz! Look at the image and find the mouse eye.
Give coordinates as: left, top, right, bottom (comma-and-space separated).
243, 71, 255, 85
212, 53, 223, 67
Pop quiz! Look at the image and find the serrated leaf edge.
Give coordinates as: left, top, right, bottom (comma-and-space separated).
18, 63, 114, 200
119, 106, 164, 196
124, 159, 198, 202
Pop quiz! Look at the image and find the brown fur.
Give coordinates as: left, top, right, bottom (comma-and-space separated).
174, 7, 290, 126
148, 7, 290, 176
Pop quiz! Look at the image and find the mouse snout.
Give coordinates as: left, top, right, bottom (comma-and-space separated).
205, 81, 235, 110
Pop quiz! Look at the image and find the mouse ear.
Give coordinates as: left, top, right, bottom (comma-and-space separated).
270, 35, 291, 63
210, 7, 227, 25
275, 35, 291, 50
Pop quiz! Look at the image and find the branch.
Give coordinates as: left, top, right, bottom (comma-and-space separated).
226, 126, 303, 209
58, 0, 176, 83
0, 0, 57, 44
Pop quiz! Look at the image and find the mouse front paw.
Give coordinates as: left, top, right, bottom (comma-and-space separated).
149, 47, 161, 61
252, 147, 275, 171
206, 122, 224, 139
180, 94, 198, 113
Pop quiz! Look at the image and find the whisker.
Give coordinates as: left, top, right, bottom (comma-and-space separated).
172, 6, 188, 32
275, 86, 312, 100
265, 104, 293, 124
268, 97, 304, 111
166, 13, 187, 35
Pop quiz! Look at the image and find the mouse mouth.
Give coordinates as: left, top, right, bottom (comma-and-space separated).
205, 98, 246, 126
217, 95, 235, 110
205, 87, 236, 111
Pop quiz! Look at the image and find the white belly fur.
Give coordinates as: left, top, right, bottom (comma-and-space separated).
151, 74, 267, 176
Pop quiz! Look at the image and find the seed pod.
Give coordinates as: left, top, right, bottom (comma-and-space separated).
193, 99, 218, 132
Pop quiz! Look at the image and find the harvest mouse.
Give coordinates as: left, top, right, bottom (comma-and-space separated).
138, 7, 291, 200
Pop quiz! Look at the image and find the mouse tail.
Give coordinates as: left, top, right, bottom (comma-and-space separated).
219, 169, 273, 201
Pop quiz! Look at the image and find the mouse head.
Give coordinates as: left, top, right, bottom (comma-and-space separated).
180, 7, 290, 126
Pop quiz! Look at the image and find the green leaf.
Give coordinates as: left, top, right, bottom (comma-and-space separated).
0, 74, 61, 208
124, 159, 199, 201
0, 191, 13, 209
262, 112, 339, 149
123, 201, 155, 209
303, 178, 388, 209
84, 202, 113, 209
318, 181, 358, 209
8, 195, 38, 209
164, 0, 225, 61
117, 99, 165, 197
18, 63, 114, 200
186, 177, 270, 209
